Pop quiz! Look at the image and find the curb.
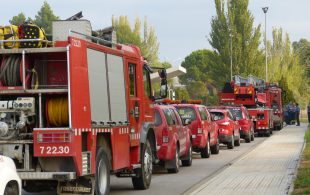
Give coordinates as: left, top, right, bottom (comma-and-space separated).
287, 128, 308, 194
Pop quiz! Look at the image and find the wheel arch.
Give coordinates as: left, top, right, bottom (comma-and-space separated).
140, 122, 157, 160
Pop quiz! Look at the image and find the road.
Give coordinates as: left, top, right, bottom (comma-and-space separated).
23, 135, 268, 195
110, 136, 268, 195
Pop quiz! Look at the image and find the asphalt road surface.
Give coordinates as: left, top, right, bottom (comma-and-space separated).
23, 135, 269, 195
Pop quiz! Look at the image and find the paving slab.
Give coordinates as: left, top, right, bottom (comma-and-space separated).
189, 123, 307, 195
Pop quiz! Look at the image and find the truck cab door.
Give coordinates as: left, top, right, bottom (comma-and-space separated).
128, 63, 140, 146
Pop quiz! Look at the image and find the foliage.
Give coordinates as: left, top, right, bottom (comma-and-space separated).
268, 28, 309, 107
34, 1, 59, 34
209, 0, 264, 79
292, 126, 310, 195
293, 39, 310, 86
112, 16, 160, 67
9, 13, 26, 25
174, 88, 190, 100
179, 49, 220, 105
9, 1, 59, 34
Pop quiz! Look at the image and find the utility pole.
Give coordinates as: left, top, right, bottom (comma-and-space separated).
262, 7, 268, 82
230, 32, 233, 81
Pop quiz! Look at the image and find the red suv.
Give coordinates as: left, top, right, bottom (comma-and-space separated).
227, 106, 254, 143
154, 105, 192, 173
209, 108, 240, 149
174, 104, 219, 158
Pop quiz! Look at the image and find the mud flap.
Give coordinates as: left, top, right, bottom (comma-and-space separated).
57, 177, 94, 195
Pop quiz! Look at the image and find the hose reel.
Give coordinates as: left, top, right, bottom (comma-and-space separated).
46, 96, 69, 127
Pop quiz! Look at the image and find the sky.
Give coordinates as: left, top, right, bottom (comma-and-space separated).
1, 0, 310, 66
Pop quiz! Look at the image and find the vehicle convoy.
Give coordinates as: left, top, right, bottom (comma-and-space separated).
0, 155, 21, 195
208, 108, 241, 149
220, 75, 283, 136
0, 19, 168, 195
173, 102, 220, 158
154, 105, 192, 173
226, 106, 254, 143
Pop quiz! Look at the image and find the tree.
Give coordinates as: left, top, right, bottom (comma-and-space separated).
112, 16, 160, 67
268, 28, 309, 107
175, 88, 190, 100
292, 39, 310, 82
34, 1, 59, 34
9, 13, 26, 25
209, 0, 264, 79
179, 49, 220, 104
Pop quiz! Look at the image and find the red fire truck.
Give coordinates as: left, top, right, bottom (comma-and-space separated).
220, 75, 283, 136
0, 20, 167, 194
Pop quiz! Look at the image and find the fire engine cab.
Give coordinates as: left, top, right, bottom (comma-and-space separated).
0, 19, 167, 194
220, 75, 283, 136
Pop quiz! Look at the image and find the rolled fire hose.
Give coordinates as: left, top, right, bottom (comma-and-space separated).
46, 97, 69, 127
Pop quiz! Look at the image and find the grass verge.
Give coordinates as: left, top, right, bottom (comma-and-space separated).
292, 125, 310, 195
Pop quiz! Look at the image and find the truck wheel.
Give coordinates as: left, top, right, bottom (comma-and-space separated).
95, 147, 110, 195
201, 138, 211, 158
210, 137, 220, 154
265, 130, 270, 137
132, 140, 152, 189
227, 135, 234, 149
181, 142, 192, 166
245, 134, 251, 143
167, 147, 180, 173
4, 181, 19, 195
234, 134, 241, 146
250, 131, 255, 141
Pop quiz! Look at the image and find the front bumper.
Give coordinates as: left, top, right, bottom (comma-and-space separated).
18, 171, 76, 180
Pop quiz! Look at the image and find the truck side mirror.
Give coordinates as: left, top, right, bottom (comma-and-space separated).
159, 69, 168, 98
160, 83, 168, 98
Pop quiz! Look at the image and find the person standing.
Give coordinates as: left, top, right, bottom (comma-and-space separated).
308, 103, 310, 123
296, 103, 300, 126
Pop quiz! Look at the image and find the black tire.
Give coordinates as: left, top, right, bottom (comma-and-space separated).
132, 140, 153, 190
181, 142, 192, 166
227, 134, 234, 149
4, 181, 19, 195
250, 130, 255, 141
265, 130, 271, 137
167, 146, 180, 173
245, 135, 251, 143
210, 137, 220, 154
234, 134, 241, 146
95, 147, 111, 195
201, 138, 211, 158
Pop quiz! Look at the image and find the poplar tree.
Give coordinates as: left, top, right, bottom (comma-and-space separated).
112, 16, 160, 67
209, 0, 264, 79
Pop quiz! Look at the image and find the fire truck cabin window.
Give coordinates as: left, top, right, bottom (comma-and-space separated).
129, 64, 136, 96
143, 68, 151, 98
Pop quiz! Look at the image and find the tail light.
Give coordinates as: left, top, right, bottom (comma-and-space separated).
247, 88, 252, 94
162, 127, 169, 143
38, 133, 71, 143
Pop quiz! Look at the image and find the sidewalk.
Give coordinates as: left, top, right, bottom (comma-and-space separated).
189, 123, 308, 195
